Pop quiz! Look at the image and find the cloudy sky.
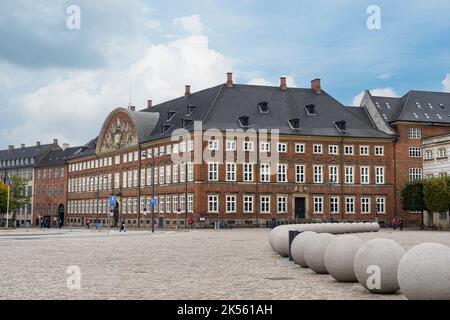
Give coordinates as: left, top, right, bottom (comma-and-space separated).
1, 0, 450, 149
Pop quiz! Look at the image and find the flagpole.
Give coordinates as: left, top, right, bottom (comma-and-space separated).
6, 184, 10, 230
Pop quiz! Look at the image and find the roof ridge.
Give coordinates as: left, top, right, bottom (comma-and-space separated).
202, 84, 225, 124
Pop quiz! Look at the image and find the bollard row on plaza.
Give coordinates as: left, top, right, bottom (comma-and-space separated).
268, 223, 450, 300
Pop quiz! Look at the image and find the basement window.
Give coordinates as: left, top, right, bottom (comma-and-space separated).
258, 102, 269, 113
238, 116, 250, 128
305, 104, 316, 115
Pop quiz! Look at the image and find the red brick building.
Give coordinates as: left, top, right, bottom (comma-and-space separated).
66, 74, 396, 228
34, 145, 85, 227
361, 90, 450, 226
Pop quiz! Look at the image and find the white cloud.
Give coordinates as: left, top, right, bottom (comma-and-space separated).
172, 15, 204, 35
247, 76, 296, 87
442, 73, 450, 92
352, 87, 399, 106
377, 73, 393, 80
1, 17, 232, 148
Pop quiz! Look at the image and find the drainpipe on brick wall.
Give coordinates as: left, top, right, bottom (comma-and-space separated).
137, 144, 142, 229
393, 138, 398, 220
340, 137, 345, 222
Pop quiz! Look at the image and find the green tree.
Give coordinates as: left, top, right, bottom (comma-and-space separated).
401, 180, 426, 212
423, 177, 449, 215
0, 177, 31, 227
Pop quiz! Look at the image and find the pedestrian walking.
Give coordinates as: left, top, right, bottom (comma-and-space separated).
86, 219, 91, 229
399, 218, 404, 231
391, 216, 398, 230
119, 219, 126, 232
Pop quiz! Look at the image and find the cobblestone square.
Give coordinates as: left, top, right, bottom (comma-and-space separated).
0, 228, 449, 300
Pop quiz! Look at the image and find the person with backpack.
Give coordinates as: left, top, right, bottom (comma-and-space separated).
391, 216, 398, 230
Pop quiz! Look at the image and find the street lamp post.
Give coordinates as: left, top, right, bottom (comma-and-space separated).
185, 162, 188, 229
5, 177, 12, 229
151, 150, 155, 233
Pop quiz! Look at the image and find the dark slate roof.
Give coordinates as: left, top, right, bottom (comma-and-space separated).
141, 84, 392, 140
346, 106, 375, 127
35, 147, 86, 167
0, 143, 57, 169
371, 90, 450, 124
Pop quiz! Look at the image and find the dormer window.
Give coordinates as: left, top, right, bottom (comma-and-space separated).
161, 124, 172, 134
288, 118, 301, 130
186, 104, 196, 116
239, 116, 250, 128
167, 111, 177, 121
305, 104, 316, 115
334, 120, 346, 132
181, 118, 193, 128
258, 101, 269, 113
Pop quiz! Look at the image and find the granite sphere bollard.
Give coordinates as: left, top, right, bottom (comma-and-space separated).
304, 233, 334, 274
324, 235, 364, 282
272, 225, 304, 256
290, 231, 317, 267
364, 222, 373, 232
371, 222, 380, 232
354, 238, 405, 294
398, 243, 450, 300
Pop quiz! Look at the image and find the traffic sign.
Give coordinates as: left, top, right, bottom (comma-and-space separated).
148, 198, 157, 206
109, 195, 117, 207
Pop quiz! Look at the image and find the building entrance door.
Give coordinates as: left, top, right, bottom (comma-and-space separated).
295, 197, 306, 220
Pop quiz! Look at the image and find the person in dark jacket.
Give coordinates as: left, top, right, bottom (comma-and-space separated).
119, 219, 126, 232
398, 218, 404, 231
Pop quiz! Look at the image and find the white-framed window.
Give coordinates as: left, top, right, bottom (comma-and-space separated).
313, 165, 323, 183
360, 145, 369, 156
408, 128, 422, 139
409, 147, 422, 158
375, 166, 385, 184
438, 148, 447, 158
409, 168, 422, 181
260, 195, 271, 213
376, 197, 386, 214
187, 162, 194, 181
115, 172, 120, 189
188, 194, 194, 213
133, 169, 138, 187
226, 162, 236, 182
375, 146, 384, 156
172, 165, 178, 183
344, 145, 354, 155
345, 166, 354, 184
140, 168, 146, 187
208, 195, 219, 213
208, 162, 219, 181
243, 163, 253, 182
330, 196, 339, 214
425, 150, 433, 160
226, 140, 236, 151
244, 141, 254, 152
159, 165, 165, 184
295, 143, 305, 154
328, 145, 339, 155
260, 163, 271, 182
243, 195, 254, 213
260, 142, 270, 152
313, 144, 323, 154
345, 197, 355, 214
158, 196, 164, 213
360, 166, 370, 184
277, 164, 287, 182
208, 139, 219, 151
154, 167, 159, 185
313, 196, 323, 214
277, 143, 287, 153
277, 195, 287, 213
187, 140, 194, 152
329, 165, 339, 183
165, 164, 171, 184
173, 195, 179, 213
226, 194, 236, 213
128, 198, 133, 214
179, 195, 185, 213
122, 171, 127, 188
165, 196, 171, 213
296, 164, 305, 183
361, 197, 371, 214
123, 153, 128, 163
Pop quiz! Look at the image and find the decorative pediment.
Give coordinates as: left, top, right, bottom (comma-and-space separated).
99, 114, 138, 153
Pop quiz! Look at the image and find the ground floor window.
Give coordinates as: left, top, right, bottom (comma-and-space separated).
277, 195, 287, 213
208, 195, 219, 213
361, 197, 371, 214
330, 196, 339, 214
439, 212, 447, 220
345, 197, 355, 214
243, 195, 253, 213
226, 195, 236, 213
260, 195, 270, 213
376, 197, 386, 214
313, 196, 323, 214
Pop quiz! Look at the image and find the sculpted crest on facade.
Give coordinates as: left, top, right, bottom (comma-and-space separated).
100, 116, 137, 152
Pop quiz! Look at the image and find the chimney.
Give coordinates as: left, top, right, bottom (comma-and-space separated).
147, 100, 152, 109
185, 85, 191, 97
21, 144, 25, 149
311, 78, 321, 94
226, 72, 234, 88
129, 105, 136, 111
280, 77, 287, 91
63, 143, 70, 150
53, 138, 58, 146
8, 145, 14, 151
36, 141, 41, 147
